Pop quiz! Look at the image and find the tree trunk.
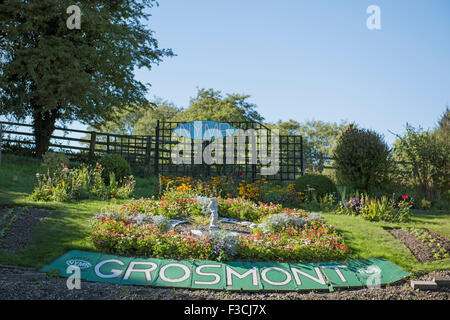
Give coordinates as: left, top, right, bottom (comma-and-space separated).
32, 108, 58, 158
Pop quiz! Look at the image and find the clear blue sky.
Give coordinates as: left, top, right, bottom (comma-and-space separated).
131, 0, 450, 145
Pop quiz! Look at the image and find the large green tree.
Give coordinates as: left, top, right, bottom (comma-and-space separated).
0, 0, 173, 156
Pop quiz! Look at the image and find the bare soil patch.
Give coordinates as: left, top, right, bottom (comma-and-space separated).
386, 227, 450, 263
0, 207, 51, 251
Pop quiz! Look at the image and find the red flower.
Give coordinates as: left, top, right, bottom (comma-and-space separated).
238, 170, 243, 176
402, 194, 409, 200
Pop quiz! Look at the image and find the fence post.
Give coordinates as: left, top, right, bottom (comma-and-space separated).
89, 132, 97, 159
300, 135, 304, 175
0, 123, 2, 168
154, 120, 160, 175
145, 135, 152, 176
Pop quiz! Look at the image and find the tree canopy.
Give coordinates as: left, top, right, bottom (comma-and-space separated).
0, 0, 173, 156
90, 98, 181, 135
172, 88, 264, 123
89, 88, 265, 135
269, 119, 347, 171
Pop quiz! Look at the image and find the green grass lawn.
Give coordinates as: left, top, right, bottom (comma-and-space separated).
0, 153, 449, 276
0, 153, 157, 267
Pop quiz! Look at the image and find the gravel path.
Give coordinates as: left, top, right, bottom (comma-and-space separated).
0, 266, 448, 300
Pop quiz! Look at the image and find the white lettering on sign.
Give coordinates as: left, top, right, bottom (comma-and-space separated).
94, 259, 124, 279
124, 261, 158, 281
226, 266, 259, 286
194, 264, 222, 285
321, 265, 348, 283
260, 267, 292, 286
48, 251, 409, 291
291, 267, 326, 286
159, 263, 191, 283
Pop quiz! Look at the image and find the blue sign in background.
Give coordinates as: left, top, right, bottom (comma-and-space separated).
173, 121, 237, 140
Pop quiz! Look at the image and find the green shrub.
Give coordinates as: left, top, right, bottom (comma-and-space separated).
360, 196, 411, 222
31, 163, 135, 202
420, 198, 432, 210
431, 199, 450, 211
333, 125, 391, 193
319, 193, 337, 212
294, 174, 337, 198
99, 154, 131, 185
393, 125, 450, 200
41, 151, 69, 172
335, 194, 412, 222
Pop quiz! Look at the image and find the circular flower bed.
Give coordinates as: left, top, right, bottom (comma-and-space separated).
89, 192, 349, 262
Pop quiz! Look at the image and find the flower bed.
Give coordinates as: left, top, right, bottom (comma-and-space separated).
89, 194, 349, 263
335, 194, 412, 222
158, 175, 304, 207
92, 193, 309, 223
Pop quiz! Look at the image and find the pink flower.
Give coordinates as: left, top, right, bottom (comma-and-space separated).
402, 194, 409, 200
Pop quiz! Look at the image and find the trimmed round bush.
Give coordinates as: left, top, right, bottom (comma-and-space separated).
99, 153, 131, 185
333, 125, 390, 192
294, 174, 337, 198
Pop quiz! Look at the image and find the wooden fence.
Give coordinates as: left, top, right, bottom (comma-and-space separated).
0, 120, 305, 181
0, 121, 410, 178
0, 121, 156, 174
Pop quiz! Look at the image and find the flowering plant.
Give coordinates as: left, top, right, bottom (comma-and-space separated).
158, 175, 304, 208
237, 221, 349, 262
335, 196, 366, 216
31, 163, 135, 202
335, 194, 412, 222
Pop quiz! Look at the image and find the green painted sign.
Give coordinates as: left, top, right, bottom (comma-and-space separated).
41, 250, 409, 291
